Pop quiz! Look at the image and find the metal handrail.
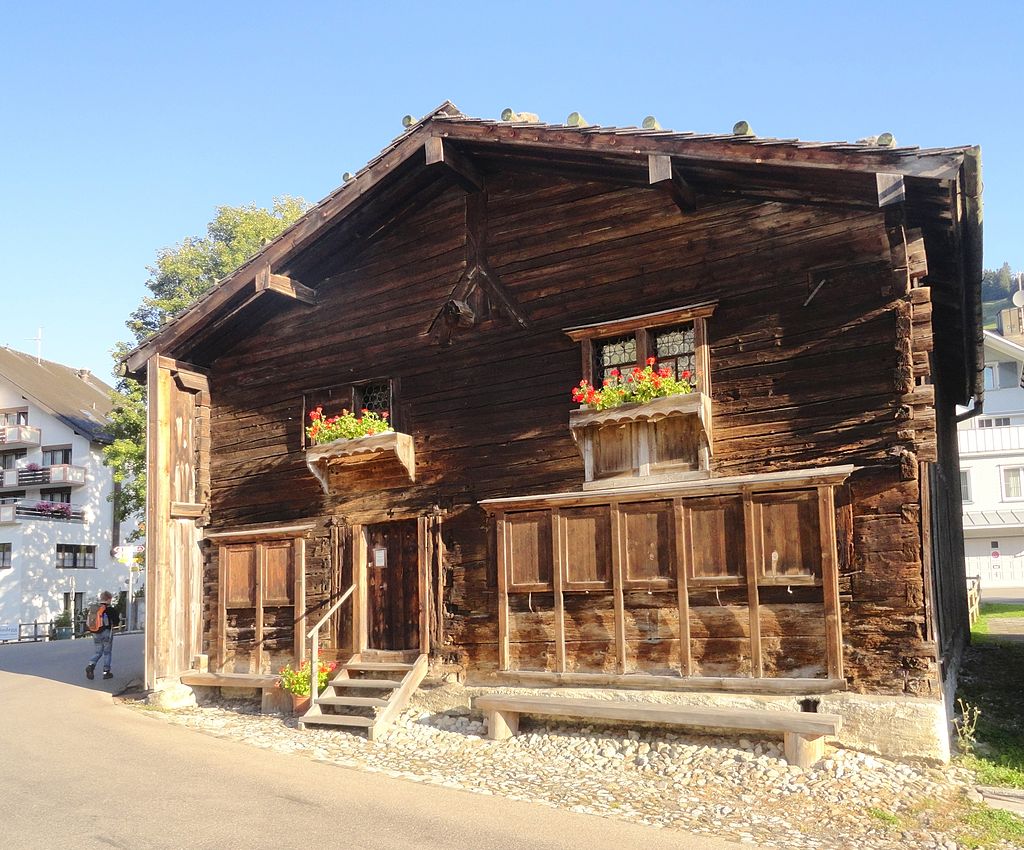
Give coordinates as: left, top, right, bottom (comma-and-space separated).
306, 584, 354, 709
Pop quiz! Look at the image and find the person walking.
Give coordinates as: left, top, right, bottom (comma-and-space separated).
85, 591, 120, 681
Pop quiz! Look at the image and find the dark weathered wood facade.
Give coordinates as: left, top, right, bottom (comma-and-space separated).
129, 104, 981, 722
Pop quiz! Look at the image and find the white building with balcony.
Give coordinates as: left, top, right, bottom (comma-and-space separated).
958, 330, 1024, 588
0, 347, 133, 631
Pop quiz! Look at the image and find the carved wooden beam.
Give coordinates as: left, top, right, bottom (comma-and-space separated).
255, 264, 317, 305
428, 190, 527, 344
424, 137, 484, 193
648, 154, 697, 213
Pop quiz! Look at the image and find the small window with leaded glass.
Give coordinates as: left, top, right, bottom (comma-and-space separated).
595, 335, 637, 384
653, 323, 696, 381
355, 380, 392, 418
302, 379, 397, 448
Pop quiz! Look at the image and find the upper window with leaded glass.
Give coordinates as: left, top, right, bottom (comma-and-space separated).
355, 381, 392, 417
595, 335, 637, 384
567, 302, 714, 395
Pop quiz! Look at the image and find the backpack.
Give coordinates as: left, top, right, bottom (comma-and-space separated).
86, 602, 109, 633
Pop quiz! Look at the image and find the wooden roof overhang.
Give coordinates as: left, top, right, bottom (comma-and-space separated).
122, 104, 983, 407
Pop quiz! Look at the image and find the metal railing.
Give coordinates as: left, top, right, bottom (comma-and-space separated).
0, 616, 134, 644
967, 575, 981, 626
1, 465, 87, 489
0, 500, 85, 523
306, 584, 354, 710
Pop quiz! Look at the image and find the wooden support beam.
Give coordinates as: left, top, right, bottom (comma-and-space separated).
743, 494, 764, 678
496, 512, 510, 672
428, 191, 528, 343
674, 498, 693, 677
876, 172, 906, 207
424, 137, 484, 193
352, 525, 368, 653
551, 508, 566, 674
294, 538, 306, 662
648, 154, 697, 213
255, 264, 317, 305
818, 486, 844, 680
610, 503, 627, 674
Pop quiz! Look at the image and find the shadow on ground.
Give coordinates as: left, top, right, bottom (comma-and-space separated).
0, 632, 144, 693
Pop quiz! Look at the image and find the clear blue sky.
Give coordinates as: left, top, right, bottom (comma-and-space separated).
1, 2, 1020, 382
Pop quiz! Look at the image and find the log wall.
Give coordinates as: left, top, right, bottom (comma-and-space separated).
198, 170, 944, 696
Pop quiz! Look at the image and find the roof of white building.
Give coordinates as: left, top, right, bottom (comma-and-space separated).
964, 509, 1024, 530
985, 329, 1024, 369
0, 346, 114, 443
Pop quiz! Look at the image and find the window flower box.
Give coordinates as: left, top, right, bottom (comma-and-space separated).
569, 392, 712, 488
305, 430, 416, 494
304, 405, 416, 493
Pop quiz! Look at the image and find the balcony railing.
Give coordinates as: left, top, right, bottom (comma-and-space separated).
0, 425, 42, 448
959, 425, 1024, 455
0, 500, 86, 524
0, 465, 87, 490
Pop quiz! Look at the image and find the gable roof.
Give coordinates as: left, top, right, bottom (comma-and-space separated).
0, 347, 115, 443
984, 329, 1024, 364
123, 100, 984, 401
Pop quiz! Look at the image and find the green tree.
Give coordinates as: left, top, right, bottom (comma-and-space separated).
982, 262, 1015, 304
105, 197, 309, 530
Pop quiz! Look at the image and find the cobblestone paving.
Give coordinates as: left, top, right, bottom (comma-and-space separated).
126, 690, 1017, 850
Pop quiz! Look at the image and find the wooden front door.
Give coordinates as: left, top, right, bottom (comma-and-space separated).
365, 520, 420, 650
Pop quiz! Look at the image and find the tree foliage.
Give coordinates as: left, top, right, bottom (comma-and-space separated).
104, 197, 309, 529
982, 262, 1016, 305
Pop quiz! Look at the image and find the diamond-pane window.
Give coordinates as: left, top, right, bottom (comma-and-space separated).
357, 381, 391, 417
596, 335, 637, 384
654, 323, 696, 381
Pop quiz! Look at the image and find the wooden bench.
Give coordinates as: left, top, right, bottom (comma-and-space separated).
180, 671, 288, 714
474, 695, 842, 769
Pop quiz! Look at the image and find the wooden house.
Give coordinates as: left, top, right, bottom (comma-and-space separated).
124, 103, 982, 760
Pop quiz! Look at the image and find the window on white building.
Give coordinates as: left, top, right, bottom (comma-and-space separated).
0, 543, 11, 569
0, 409, 28, 426
41, 446, 72, 466
960, 470, 972, 503
984, 362, 1022, 391
55, 544, 95, 569
978, 417, 1012, 428
1001, 466, 1024, 501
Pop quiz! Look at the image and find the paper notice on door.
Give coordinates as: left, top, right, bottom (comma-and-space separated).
372, 547, 387, 568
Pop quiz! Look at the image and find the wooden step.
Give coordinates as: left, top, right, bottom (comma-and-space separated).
299, 713, 374, 728
344, 661, 415, 672
327, 677, 404, 689
318, 695, 389, 708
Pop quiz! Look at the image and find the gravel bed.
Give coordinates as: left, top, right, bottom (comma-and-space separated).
125, 688, 1013, 850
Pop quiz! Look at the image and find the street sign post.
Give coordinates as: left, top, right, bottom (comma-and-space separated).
114, 545, 146, 630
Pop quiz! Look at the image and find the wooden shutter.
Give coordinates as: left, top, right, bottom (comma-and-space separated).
620, 500, 674, 585
562, 506, 612, 589
687, 496, 745, 583
263, 541, 295, 605
224, 544, 257, 608
753, 491, 822, 582
506, 511, 553, 590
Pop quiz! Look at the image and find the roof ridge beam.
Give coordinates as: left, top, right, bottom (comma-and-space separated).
648, 154, 697, 213
425, 137, 484, 193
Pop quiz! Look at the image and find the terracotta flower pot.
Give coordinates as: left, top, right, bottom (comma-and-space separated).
291, 693, 310, 715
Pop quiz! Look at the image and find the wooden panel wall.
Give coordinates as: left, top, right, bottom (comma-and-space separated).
192, 171, 946, 697
145, 358, 206, 689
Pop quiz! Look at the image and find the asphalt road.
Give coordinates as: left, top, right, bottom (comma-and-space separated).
0, 636, 744, 850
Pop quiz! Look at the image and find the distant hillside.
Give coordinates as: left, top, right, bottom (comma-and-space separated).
984, 296, 1013, 329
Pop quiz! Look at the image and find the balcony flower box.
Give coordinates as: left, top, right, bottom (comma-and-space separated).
569, 363, 712, 488
303, 407, 415, 494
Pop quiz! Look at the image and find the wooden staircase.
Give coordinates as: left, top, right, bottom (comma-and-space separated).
298, 650, 428, 740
